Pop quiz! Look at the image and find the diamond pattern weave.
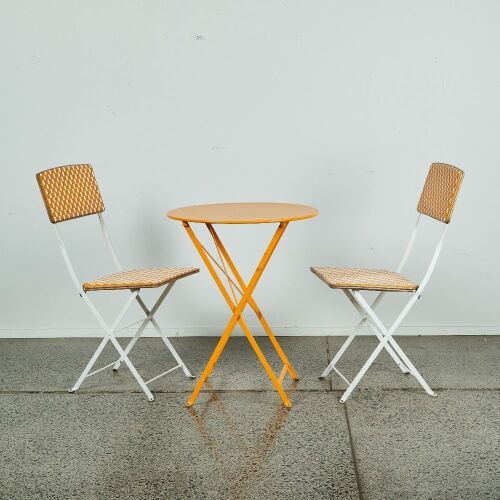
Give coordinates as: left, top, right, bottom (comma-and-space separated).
83, 267, 199, 291
417, 163, 464, 223
311, 267, 418, 292
37, 164, 105, 223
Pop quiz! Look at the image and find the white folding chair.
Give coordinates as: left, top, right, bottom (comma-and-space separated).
311, 163, 464, 403
36, 164, 199, 401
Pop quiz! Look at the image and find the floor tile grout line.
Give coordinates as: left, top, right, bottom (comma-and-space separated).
0, 387, 499, 396
0, 388, 340, 395
325, 333, 360, 499
343, 403, 364, 500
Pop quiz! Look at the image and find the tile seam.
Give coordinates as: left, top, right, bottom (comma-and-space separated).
343, 403, 364, 500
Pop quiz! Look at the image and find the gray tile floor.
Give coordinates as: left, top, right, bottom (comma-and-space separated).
0, 336, 498, 499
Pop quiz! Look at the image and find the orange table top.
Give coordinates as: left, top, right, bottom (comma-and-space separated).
167, 202, 318, 224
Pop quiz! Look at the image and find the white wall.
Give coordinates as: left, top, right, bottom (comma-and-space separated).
1, 1, 499, 337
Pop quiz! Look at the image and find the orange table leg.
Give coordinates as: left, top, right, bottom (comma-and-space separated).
182, 221, 294, 407
207, 224, 299, 381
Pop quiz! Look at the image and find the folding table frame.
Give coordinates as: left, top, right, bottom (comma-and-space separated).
314, 163, 464, 403
181, 221, 299, 407
37, 165, 197, 401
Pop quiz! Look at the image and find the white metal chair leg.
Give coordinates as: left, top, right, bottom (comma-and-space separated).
113, 317, 149, 371
320, 291, 409, 380
114, 282, 194, 379
353, 291, 435, 396
379, 335, 436, 397
135, 286, 195, 379
343, 291, 410, 374
113, 284, 173, 370
68, 284, 194, 401
72, 290, 155, 401
320, 331, 357, 379
150, 317, 195, 378
108, 335, 155, 401
69, 336, 110, 393
70, 291, 138, 393
339, 291, 435, 403
339, 329, 390, 403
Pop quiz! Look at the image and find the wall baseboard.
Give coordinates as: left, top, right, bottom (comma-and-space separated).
0, 325, 498, 338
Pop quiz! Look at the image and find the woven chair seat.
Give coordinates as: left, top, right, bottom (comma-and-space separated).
311, 267, 418, 292
83, 267, 199, 291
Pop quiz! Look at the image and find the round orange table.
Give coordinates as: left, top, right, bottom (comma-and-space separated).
167, 202, 319, 407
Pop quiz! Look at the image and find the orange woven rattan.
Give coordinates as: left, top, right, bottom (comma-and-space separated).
417, 163, 464, 223
36, 164, 105, 223
311, 267, 418, 292
83, 267, 199, 291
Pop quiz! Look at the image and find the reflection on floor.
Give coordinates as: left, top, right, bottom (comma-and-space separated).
188, 381, 296, 499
